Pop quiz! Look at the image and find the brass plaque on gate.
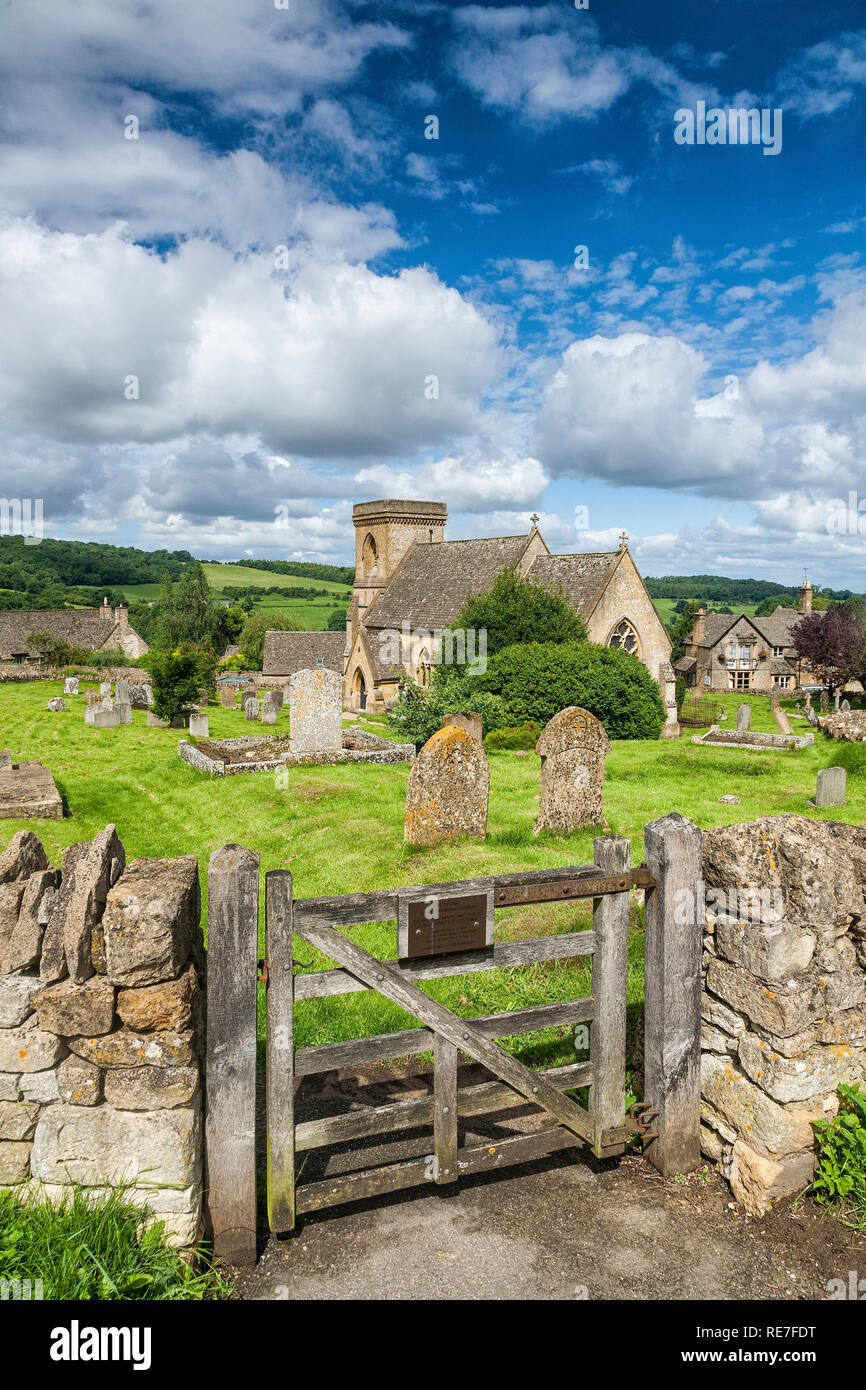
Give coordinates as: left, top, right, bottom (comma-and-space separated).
405, 893, 489, 959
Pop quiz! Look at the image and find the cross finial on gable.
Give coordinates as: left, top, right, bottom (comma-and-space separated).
529, 512, 539, 528
618, 530, 628, 550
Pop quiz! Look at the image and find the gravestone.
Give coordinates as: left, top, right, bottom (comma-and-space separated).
814, 766, 846, 808
282, 684, 290, 705
115, 679, 131, 704
99, 682, 111, 695
189, 713, 209, 739
261, 699, 277, 726
736, 703, 750, 732
268, 688, 284, 711
834, 691, 841, 712
92, 709, 119, 729
820, 690, 829, 713
718, 708, 727, 721
47, 698, 66, 712
795, 702, 802, 715
805, 692, 812, 711
769, 689, 779, 711
532, 706, 611, 834
404, 725, 489, 846
289, 668, 342, 754
64, 677, 79, 696
220, 687, 235, 708
658, 659, 680, 739
773, 706, 792, 735
85, 689, 101, 706
243, 696, 259, 722
842, 698, 851, 712
806, 705, 819, 728
114, 701, 132, 725
441, 711, 483, 744
129, 683, 152, 709
146, 711, 167, 728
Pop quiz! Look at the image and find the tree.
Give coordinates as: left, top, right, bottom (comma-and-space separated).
790, 604, 866, 694
448, 569, 586, 663
468, 641, 665, 740
668, 599, 702, 664
327, 607, 348, 631
141, 649, 202, 724
156, 563, 217, 650
238, 610, 300, 669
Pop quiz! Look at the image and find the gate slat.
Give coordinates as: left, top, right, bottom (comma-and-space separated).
433, 1033, 458, 1184
294, 929, 595, 1000
295, 1127, 582, 1215
295, 997, 593, 1076
266, 870, 295, 1235
294, 920, 596, 1144
295, 1061, 593, 1151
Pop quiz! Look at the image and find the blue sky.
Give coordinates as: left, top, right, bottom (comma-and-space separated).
0, 0, 865, 586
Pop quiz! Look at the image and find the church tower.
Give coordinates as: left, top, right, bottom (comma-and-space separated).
347, 499, 447, 646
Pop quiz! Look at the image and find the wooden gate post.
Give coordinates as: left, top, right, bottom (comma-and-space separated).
590, 834, 630, 1157
643, 812, 703, 1179
266, 870, 295, 1233
204, 844, 260, 1267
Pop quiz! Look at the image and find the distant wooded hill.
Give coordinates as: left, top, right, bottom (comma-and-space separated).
644, 574, 856, 605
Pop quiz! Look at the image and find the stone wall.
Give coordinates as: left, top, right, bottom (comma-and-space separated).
699, 814, 866, 1215
0, 827, 203, 1248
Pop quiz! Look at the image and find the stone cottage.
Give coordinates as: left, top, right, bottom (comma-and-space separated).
262, 499, 672, 715
675, 578, 814, 695
0, 601, 148, 665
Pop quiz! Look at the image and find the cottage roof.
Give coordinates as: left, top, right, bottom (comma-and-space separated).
0, 608, 119, 660
364, 534, 533, 631
261, 630, 345, 677
674, 655, 697, 673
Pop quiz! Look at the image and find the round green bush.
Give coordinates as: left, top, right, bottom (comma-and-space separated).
469, 641, 666, 740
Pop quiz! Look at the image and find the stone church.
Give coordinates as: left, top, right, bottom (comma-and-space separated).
263, 498, 676, 727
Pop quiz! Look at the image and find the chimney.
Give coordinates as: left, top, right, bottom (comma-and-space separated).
693, 606, 707, 647
114, 604, 128, 629
798, 576, 813, 615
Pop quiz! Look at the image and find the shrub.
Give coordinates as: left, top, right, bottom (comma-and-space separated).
387, 677, 509, 749
238, 610, 300, 669
484, 722, 541, 752
827, 742, 866, 778
468, 641, 665, 740
140, 648, 202, 723
812, 1083, 866, 1231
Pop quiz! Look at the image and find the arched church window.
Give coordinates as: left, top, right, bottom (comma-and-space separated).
361, 533, 378, 577
607, 618, 640, 656
417, 649, 432, 686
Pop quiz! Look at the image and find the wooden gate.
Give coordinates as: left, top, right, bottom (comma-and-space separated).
264, 834, 654, 1235
204, 813, 704, 1264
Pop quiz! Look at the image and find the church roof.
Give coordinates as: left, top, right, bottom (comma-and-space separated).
527, 552, 620, 619
364, 534, 532, 631
262, 630, 345, 677
0, 608, 120, 660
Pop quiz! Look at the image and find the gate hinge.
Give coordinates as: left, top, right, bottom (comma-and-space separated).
627, 1101, 659, 1144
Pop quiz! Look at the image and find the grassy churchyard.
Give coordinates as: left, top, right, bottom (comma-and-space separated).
3, 680, 863, 1074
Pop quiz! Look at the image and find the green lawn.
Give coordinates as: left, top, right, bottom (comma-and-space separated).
2, 681, 861, 1071
113, 564, 351, 630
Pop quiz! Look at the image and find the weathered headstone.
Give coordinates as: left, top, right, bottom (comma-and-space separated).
814, 766, 846, 808
115, 701, 132, 725
243, 696, 259, 722
804, 692, 812, 711
146, 711, 167, 728
92, 709, 120, 729
268, 688, 284, 711
532, 706, 611, 834
115, 679, 131, 704
769, 688, 779, 711
773, 706, 792, 735
85, 690, 102, 706
658, 660, 680, 739
47, 698, 66, 712
261, 701, 277, 726
404, 725, 489, 846
820, 690, 829, 713
834, 691, 841, 712
99, 682, 111, 695
441, 711, 483, 744
289, 668, 342, 754
806, 705, 819, 728
189, 713, 209, 739
842, 698, 851, 712
129, 683, 152, 710
220, 687, 235, 709
736, 703, 750, 732
64, 677, 79, 696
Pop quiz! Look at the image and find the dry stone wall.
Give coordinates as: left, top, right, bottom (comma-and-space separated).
0, 827, 204, 1248
699, 814, 866, 1215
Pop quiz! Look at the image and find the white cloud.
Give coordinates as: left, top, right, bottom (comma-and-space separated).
354, 452, 548, 512
779, 31, 866, 118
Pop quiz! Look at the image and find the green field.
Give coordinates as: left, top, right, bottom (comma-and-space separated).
112, 563, 351, 631
652, 596, 760, 627
2, 681, 861, 1070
